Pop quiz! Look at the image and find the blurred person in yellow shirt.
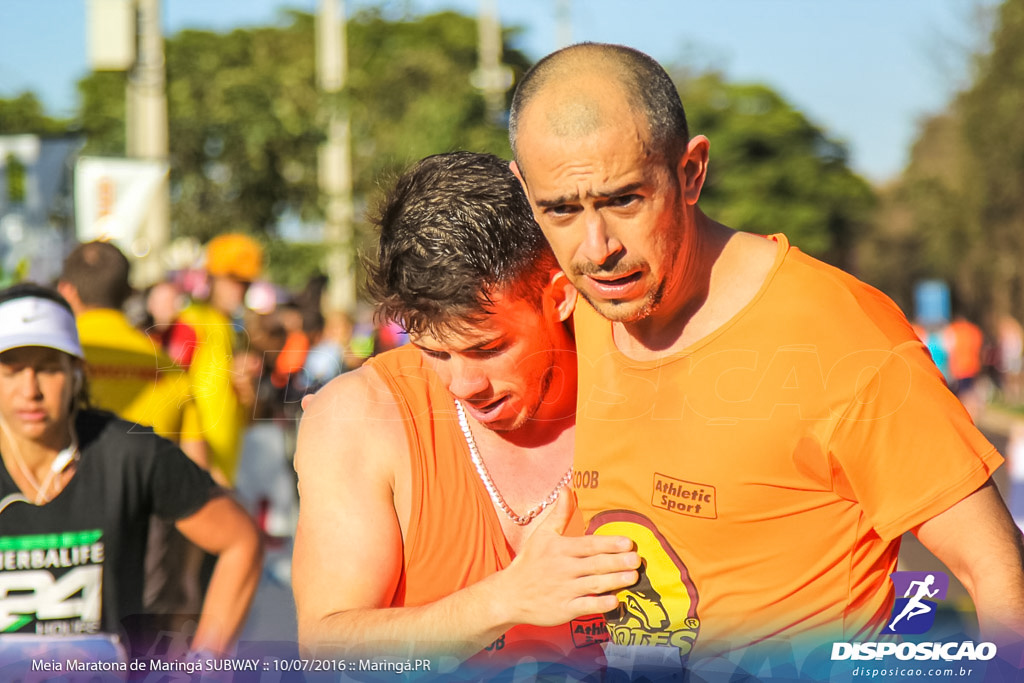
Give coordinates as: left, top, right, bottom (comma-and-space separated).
58, 242, 206, 463
178, 233, 264, 486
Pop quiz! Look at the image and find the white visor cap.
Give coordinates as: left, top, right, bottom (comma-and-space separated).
0, 296, 83, 359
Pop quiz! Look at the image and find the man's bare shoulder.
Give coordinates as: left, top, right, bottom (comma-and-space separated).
714, 228, 780, 302
729, 228, 779, 269
294, 364, 407, 475
300, 363, 403, 423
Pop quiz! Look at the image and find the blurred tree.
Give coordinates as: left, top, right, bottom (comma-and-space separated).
71, 7, 873, 294
858, 108, 983, 320
679, 72, 876, 270
78, 72, 128, 156
76, 8, 529, 283
866, 0, 1024, 331
262, 239, 326, 292
854, 180, 923, 316
0, 93, 72, 135
957, 0, 1024, 325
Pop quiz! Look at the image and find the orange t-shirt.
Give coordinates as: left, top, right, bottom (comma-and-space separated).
573, 234, 1001, 662
366, 345, 608, 673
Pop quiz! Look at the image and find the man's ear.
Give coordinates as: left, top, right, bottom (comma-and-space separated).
56, 281, 82, 314
56, 280, 72, 300
510, 160, 528, 195
679, 135, 710, 205
544, 269, 577, 323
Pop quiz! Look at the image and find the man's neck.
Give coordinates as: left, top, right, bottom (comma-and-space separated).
611, 215, 727, 358
458, 391, 576, 554
613, 218, 777, 361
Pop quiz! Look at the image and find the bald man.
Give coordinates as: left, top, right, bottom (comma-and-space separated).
507, 42, 1024, 669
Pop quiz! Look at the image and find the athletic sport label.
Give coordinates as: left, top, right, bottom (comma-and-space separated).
651, 473, 717, 519
569, 615, 610, 648
0, 530, 104, 635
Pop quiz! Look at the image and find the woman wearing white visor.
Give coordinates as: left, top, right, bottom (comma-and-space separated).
0, 283, 262, 659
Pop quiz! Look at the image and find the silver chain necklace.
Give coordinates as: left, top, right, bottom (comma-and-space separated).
454, 399, 573, 526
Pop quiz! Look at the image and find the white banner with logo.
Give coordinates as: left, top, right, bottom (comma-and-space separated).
74, 156, 168, 251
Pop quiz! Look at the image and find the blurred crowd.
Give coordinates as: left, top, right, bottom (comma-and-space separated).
29, 234, 409, 645
912, 313, 1024, 420
126, 234, 408, 536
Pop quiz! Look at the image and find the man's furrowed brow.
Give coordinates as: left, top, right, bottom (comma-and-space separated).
535, 182, 645, 208
600, 181, 644, 198
536, 192, 580, 209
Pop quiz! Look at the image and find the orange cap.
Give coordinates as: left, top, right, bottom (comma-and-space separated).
205, 233, 263, 282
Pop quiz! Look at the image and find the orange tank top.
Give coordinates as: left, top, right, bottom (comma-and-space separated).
366, 345, 608, 673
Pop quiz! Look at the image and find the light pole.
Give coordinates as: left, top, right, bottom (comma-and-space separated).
125, 0, 170, 286
317, 0, 356, 315
472, 0, 513, 126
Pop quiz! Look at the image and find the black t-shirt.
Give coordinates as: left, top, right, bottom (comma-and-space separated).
0, 410, 218, 638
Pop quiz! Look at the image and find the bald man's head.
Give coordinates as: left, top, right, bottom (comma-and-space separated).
509, 43, 689, 170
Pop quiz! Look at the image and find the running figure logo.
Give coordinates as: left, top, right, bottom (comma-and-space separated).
882, 571, 949, 635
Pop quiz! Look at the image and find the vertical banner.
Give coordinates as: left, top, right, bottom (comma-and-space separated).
74, 156, 169, 253
913, 279, 951, 326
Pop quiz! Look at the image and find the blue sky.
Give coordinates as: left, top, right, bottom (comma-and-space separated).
0, 0, 999, 183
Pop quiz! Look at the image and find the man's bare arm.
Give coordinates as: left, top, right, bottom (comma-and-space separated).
915, 478, 1024, 643
292, 367, 638, 662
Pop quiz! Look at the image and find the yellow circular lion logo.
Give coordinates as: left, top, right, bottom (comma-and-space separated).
588, 510, 701, 659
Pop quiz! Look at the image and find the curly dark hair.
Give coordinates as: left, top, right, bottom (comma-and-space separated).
364, 151, 556, 339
